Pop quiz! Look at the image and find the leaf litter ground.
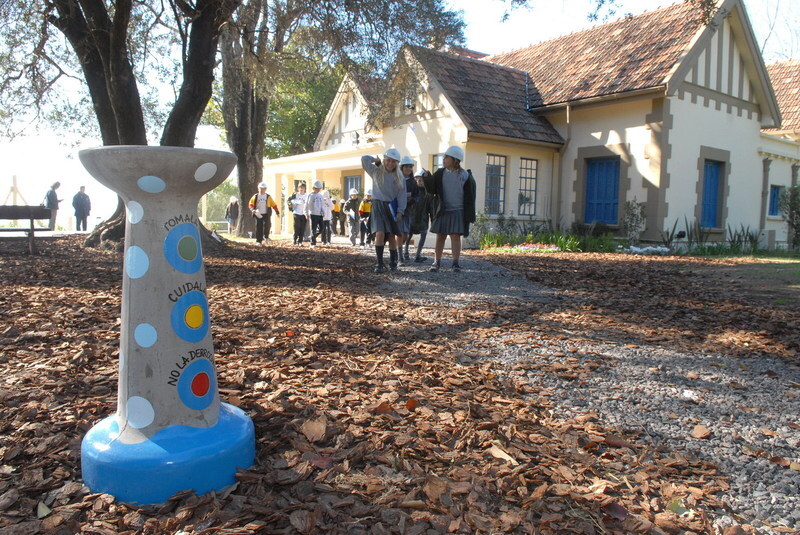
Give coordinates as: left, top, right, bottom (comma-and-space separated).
0, 236, 797, 534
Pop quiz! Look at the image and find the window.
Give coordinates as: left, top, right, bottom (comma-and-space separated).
432, 153, 444, 171
344, 175, 361, 194
768, 185, 784, 217
701, 160, 724, 228
584, 157, 620, 224
485, 155, 507, 215
518, 158, 538, 216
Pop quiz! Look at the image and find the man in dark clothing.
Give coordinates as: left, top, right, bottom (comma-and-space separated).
72, 186, 91, 231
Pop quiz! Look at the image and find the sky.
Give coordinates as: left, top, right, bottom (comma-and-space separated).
1, 0, 797, 228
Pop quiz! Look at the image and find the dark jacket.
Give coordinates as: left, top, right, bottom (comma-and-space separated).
72, 192, 91, 217
45, 188, 60, 211
225, 202, 239, 221
423, 168, 477, 234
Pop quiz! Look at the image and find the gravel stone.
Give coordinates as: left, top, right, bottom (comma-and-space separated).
372, 253, 800, 535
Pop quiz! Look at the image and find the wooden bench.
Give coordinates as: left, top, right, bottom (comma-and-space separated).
0, 205, 53, 254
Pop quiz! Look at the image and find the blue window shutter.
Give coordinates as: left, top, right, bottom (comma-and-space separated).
585, 157, 619, 224
768, 186, 782, 216
701, 161, 721, 227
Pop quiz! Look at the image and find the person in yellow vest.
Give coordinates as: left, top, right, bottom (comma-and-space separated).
358, 189, 374, 248
248, 182, 279, 246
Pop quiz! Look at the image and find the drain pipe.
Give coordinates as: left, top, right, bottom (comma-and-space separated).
552, 104, 572, 228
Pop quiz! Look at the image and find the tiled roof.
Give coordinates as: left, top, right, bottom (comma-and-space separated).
409, 46, 564, 145
765, 60, 800, 133
486, 1, 705, 107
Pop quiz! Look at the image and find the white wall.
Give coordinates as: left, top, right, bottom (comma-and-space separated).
666, 92, 765, 234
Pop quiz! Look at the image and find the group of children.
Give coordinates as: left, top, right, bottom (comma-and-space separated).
241, 144, 476, 272
361, 145, 476, 273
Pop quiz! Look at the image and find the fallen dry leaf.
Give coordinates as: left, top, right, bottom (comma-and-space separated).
601, 501, 629, 520
690, 425, 712, 439
300, 418, 327, 442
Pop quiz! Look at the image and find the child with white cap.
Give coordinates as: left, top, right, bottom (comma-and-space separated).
397, 156, 420, 265
361, 149, 407, 272
305, 180, 325, 248
248, 182, 279, 246
344, 188, 361, 246
421, 145, 476, 272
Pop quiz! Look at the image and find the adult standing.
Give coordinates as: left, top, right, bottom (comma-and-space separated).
225, 196, 240, 233
248, 182, 280, 246
422, 145, 476, 273
305, 180, 325, 248
43, 181, 62, 230
361, 148, 406, 273
72, 186, 91, 231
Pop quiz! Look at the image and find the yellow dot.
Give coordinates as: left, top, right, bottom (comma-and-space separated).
185, 305, 204, 329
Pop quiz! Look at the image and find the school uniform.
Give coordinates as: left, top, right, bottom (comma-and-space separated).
424, 167, 477, 237
361, 156, 406, 236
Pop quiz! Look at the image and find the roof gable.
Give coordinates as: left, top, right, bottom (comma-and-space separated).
313, 74, 378, 152
665, 0, 781, 127
408, 46, 563, 145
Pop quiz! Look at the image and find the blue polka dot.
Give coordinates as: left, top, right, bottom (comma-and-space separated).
127, 201, 144, 224
170, 291, 209, 343
164, 223, 202, 274
137, 175, 166, 194
134, 323, 158, 348
125, 246, 150, 279
177, 358, 216, 411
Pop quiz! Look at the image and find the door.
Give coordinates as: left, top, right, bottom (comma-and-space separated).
584, 157, 620, 225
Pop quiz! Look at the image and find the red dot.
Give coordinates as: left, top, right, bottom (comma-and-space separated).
191, 372, 210, 397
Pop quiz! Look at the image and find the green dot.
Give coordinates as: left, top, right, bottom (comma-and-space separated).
178, 236, 198, 261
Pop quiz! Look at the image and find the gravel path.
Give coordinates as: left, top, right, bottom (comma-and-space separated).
370, 252, 800, 535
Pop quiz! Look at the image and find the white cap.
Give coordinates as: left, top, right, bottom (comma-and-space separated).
366, 189, 373, 196
399, 156, 415, 166
258, 182, 267, 188
313, 180, 323, 189
230, 196, 238, 202
349, 188, 359, 195
384, 148, 401, 161
414, 169, 427, 177
444, 145, 464, 161
322, 189, 330, 198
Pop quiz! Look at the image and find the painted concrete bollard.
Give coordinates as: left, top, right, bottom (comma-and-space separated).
79, 146, 255, 505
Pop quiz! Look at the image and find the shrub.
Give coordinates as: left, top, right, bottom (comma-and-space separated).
778, 184, 800, 250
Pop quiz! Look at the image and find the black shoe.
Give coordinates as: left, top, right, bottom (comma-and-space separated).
414, 256, 428, 263
390, 263, 399, 272
403, 253, 411, 262
429, 262, 440, 272
452, 263, 462, 273
373, 264, 386, 273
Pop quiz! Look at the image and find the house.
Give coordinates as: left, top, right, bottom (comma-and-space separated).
262, 0, 800, 248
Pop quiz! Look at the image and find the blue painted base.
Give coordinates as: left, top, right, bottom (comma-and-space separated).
81, 403, 255, 505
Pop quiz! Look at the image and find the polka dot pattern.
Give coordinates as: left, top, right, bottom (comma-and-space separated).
170, 290, 209, 343
125, 246, 149, 279
126, 396, 155, 429
163, 223, 202, 274
137, 175, 166, 193
177, 358, 216, 410
134, 323, 158, 348
194, 162, 217, 182
127, 201, 144, 224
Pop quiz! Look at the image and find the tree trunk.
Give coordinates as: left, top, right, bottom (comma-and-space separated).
46, 0, 240, 247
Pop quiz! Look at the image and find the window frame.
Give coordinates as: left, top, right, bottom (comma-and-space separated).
485, 154, 507, 215
768, 185, 784, 217
518, 157, 538, 216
